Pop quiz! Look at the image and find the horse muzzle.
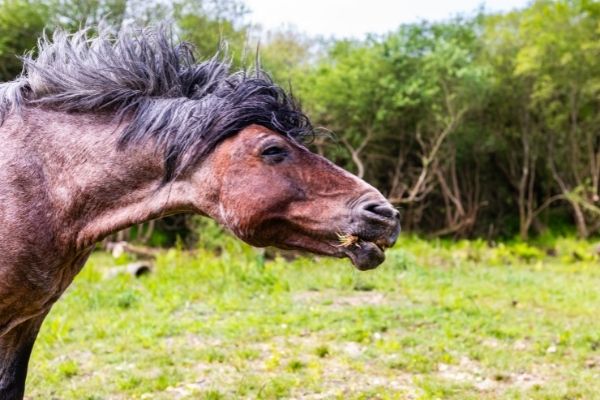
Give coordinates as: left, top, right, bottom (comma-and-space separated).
340, 198, 401, 270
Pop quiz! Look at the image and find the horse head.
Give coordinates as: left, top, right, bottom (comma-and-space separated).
192, 125, 400, 270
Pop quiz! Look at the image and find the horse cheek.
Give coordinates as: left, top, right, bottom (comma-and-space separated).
217, 176, 263, 240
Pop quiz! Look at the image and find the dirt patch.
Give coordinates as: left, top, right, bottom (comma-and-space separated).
160, 363, 240, 399
159, 333, 420, 399
292, 290, 393, 310
438, 356, 545, 393
585, 356, 600, 369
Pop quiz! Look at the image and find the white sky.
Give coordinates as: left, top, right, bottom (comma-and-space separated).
244, 0, 530, 38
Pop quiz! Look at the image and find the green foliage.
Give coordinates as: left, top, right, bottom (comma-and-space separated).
258, 28, 316, 84
187, 216, 230, 252
57, 359, 79, 378
0, 0, 51, 80
174, 0, 250, 61
314, 344, 330, 358
50, 0, 128, 29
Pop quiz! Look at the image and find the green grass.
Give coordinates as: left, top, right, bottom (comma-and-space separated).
27, 235, 600, 399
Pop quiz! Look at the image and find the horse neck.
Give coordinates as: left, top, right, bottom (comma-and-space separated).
13, 108, 214, 251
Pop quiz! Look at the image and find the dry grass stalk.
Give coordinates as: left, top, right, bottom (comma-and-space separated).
336, 232, 360, 248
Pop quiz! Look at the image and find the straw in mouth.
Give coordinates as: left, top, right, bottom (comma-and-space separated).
336, 232, 361, 248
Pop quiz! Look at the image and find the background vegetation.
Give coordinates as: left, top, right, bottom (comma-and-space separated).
0, 0, 598, 241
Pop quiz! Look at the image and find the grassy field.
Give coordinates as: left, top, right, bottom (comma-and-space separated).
26, 235, 600, 399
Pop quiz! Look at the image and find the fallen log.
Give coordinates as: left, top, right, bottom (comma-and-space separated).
104, 261, 154, 279
105, 241, 160, 259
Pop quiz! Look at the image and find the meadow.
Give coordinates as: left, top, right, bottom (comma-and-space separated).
27, 235, 600, 399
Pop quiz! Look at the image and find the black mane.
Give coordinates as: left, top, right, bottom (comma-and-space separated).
0, 27, 312, 180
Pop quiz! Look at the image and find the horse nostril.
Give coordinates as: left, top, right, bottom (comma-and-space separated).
361, 202, 399, 220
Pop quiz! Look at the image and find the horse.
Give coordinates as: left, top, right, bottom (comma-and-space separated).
0, 28, 400, 399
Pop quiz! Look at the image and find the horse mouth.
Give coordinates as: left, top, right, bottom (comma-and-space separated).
254, 227, 392, 271
338, 237, 388, 270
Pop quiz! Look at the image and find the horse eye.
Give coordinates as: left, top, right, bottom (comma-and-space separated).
261, 146, 287, 157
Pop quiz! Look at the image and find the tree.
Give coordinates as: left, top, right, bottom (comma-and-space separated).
0, 0, 50, 81
258, 27, 316, 85
297, 39, 396, 179
174, 0, 251, 60
513, 0, 600, 237
50, 0, 127, 30
480, 9, 553, 239
298, 20, 488, 232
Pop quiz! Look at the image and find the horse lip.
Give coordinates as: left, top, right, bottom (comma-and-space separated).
374, 239, 390, 250
340, 239, 386, 270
